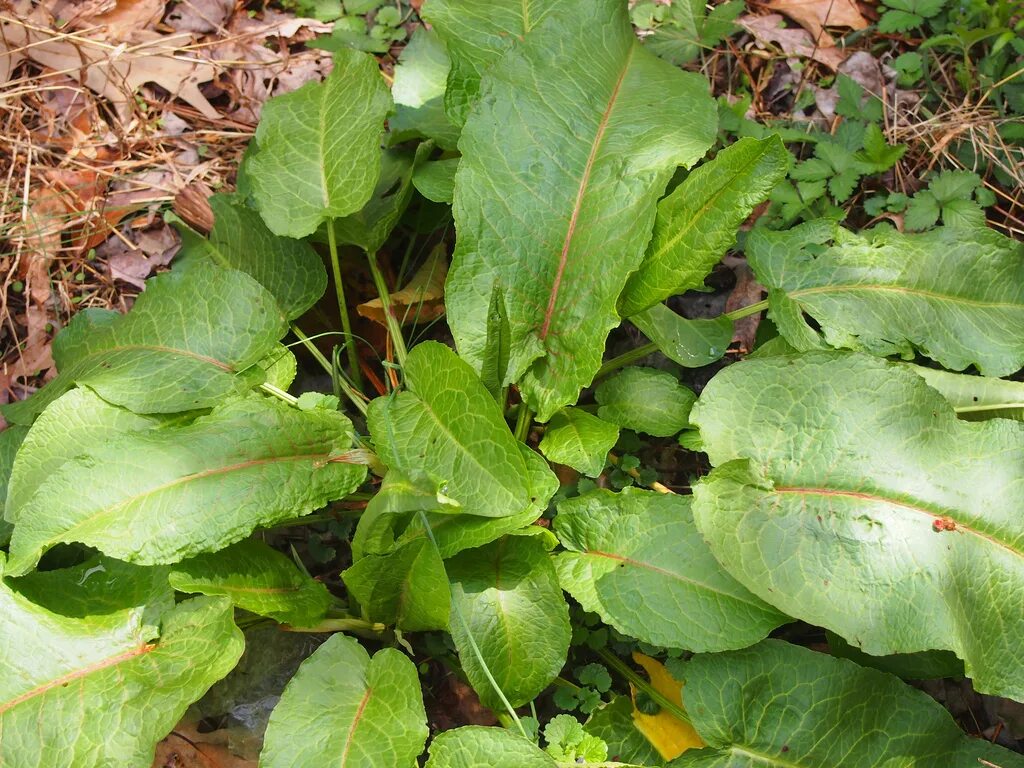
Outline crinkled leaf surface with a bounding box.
[1,263,285,425]
[368,342,552,518]
[0,557,242,768]
[620,136,788,316]
[173,193,326,320]
[169,539,331,626]
[691,352,1024,699]
[390,26,460,149]
[911,364,1024,421]
[425,726,557,768]
[259,634,428,768]
[668,640,1024,768]
[630,305,733,368]
[445,0,716,420]
[596,367,695,437]
[7,398,366,575]
[422,0,569,126]
[555,488,786,651]
[447,536,570,709]
[248,48,392,238]
[747,221,1024,376]
[539,407,619,476]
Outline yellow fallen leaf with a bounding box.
[630,652,704,761]
[357,245,448,326]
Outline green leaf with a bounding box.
[0,425,27,541]
[630,305,733,368]
[826,632,964,680]
[343,538,451,630]
[260,634,428,767]
[554,488,786,650]
[7,398,366,575]
[620,136,788,316]
[690,352,1024,699]
[247,48,392,238]
[747,220,1024,377]
[422,0,569,126]
[596,368,695,437]
[413,157,459,204]
[929,170,982,203]
[169,539,332,626]
[586,696,665,767]
[259,344,298,390]
[368,342,550,518]
[425,726,557,767]
[173,193,326,320]
[445,0,716,420]
[904,190,940,230]
[447,536,570,708]
[479,284,512,401]
[539,407,619,476]
[1,263,286,425]
[390,26,460,150]
[0,557,242,768]
[911,364,1024,420]
[668,640,1024,768]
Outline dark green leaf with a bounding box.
[596,368,695,437]
[630,305,733,368]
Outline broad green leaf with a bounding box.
[7,398,366,575]
[173,193,326,319]
[826,632,964,680]
[747,221,1024,376]
[479,285,511,402]
[422,0,569,126]
[0,557,242,768]
[554,488,786,651]
[447,536,570,709]
[343,538,450,631]
[258,343,299,390]
[169,539,332,626]
[368,342,550,518]
[1,263,286,426]
[259,634,428,768]
[691,352,1024,699]
[390,26,460,149]
[413,157,459,204]
[668,640,1024,768]
[630,305,733,368]
[586,697,665,767]
[248,48,392,238]
[425,726,557,768]
[620,136,788,316]
[911,364,1024,421]
[539,407,618,476]
[596,367,695,437]
[445,0,716,421]
[0,425,27,542]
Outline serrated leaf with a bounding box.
[447,536,570,709]
[630,305,733,368]
[690,352,1024,699]
[390,26,460,150]
[260,634,428,768]
[0,559,242,768]
[247,48,392,238]
[368,342,551,518]
[425,726,557,767]
[445,0,716,420]
[904,191,940,230]
[941,197,986,229]
[620,136,788,315]
[929,170,982,203]
[596,368,695,437]
[539,407,618,477]
[413,157,459,204]
[169,539,331,626]
[258,343,298,390]
[1,263,286,425]
[747,220,1024,376]
[554,488,786,650]
[911,364,1024,420]
[173,193,326,320]
[343,538,450,631]
[667,640,1024,767]
[7,398,366,575]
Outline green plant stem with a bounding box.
[366,250,408,368]
[327,223,364,391]
[725,298,769,321]
[595,647,692,726]
[259,382,299,406]
[514,403,534,442]
[284,617,386,634]
[290,323,368,416]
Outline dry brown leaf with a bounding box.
[61,0,166,40]
[739,13,848,70]
[357,246,447,326]
[101,222,180,289]
[152,720,257,768]
[166,0,235,34]
[724,261,764,354]
[767,0,867,47]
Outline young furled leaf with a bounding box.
[479,285,511,402]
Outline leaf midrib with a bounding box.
[789,284,1024,311]
[338,685,373,767]
[75,343,236,372]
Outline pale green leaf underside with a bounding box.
[169,539,332,627]
[248,48,392,239]
[7,398,366,576]
[669,640,1024,768]
[259,634,428,768]
[1,263,286,425]
[446,0,716,421]
[555,488,786,651]
[630,305,733,368]
[425,726,557,767]
[691,352,1024,699]
[596,367,695,437]
[447,536,570,709]
[539,407,619,476]
[747,221,1024,377]
[911,364,1024,421]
